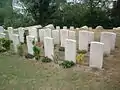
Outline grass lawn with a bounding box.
[0,29,120,90]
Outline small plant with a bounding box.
[77,50,87,54]
[59,47,65,51]
[41,56,52,63]
[0,38,12,52]
[76,54,85,64]
[52,54,59,64]
[59,60,75,68]
[33,45,41,60]
[17,43,24,56]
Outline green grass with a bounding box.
[0,55,120,90]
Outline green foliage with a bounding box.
[77,50,87,54]
[33,45,41,60]
[41,56,52,63]
[59,60,75,68]
[17,43,24,56]
[0,38,12,52]
[76,54,85,65]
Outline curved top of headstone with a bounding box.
[115,27,120,30]
[0,26,4,33]
[44,24,55,30]
[95,26,104,30]
[80,26,89,30]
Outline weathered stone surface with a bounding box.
[8,27,13,40]
[100,32,116,54]
[79,31,89,51]
[0,33,6,38]
[68,31,76,40]
[56,26,60,30]
[39,29,44,42]
[88,32,94,43]
[80,26,89,30]
[44,37,54,60]
[0,26,4,33]
[52,30,60,44]
[18,27,24,43]
[26,36,35,55]
[96,26,104,30]
[63,26,67,29]
[89,42,104,69]
[65,39,76,63]
[44,24,55,30]
[44,28,52,38]
[12,34,20,53]
[60,29,69,47]
[70,26,74,30]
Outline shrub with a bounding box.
[33,45,41,60]
[77,50,87,54]
[59,60,75,68]
[76,54,85,65]
[41,56,52,63]
[0,38,12,52]
[17,43,24,56]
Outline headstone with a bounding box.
[80,26,89,30]
[96,26,104,30]
[0,33,6,38]
[8,27,13,40]
[89,42,104,69]
[28,27,38,42]
[100,32,116,54]
[116,27,120,30]
[18,27,24,43]
[70,26,74,30]
[60,29,69,47]
[26,36,35,55]
[52,30,60,44]
[68,31,76,40]
[89,27,93,30]
[39,29,44,42]
[89,32,94,43]
[44,28,52,38]
[79,31,89,51]
[65,39,76,63]
[44,24,55,30]
[44,37,54,60]
[76,28,80,30]
[63,26,67,29]
[56,26,60,30]
[12,34,20,53]
[0,26,4,33]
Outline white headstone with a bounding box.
[60,29,69,47]
[70,26,74,30]
[96,26,104,30]
[89,32,94,43]
[44,24,54,30]
[68,31,76,40]
[0,33,6,38]
[79,31,89,51]
[26,36,35,55]
[100,32,116,54]
[65,39,76,63]
[80,26,89,30]
[8,27,13,40]
[56,26,60,30]
[44,28,52,38]
[76,28,80,30]
[52,30,60,44]
[39,29,44,42]
[89,42,104,69]
[18,27,24,43]
[12,34,20,53]
[28,27,38,42]
[63,26,67,29]
[0,26,4,33]
[44,37,54,60]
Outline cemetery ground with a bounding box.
[0,29,120,90]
